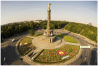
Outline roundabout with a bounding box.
[16,33,81,65]
[1,29,97,65]
[1,2,97,65]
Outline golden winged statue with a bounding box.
[48,3,51,9]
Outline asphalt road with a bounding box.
[67,34,97,65]
[1,29,97,65]
[1,31,30,65]
[60,29,97,65]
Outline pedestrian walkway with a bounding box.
[65,42,81,46]
[26,36,35,38]
[32,36,65,49]
[20,47,42,65]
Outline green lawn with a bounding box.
[33,33,43,37]
[20,37,33,44]
[18,37,35,56]
[34,44,80,64]
[57,34,78,43]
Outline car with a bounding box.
[3,57,6,61]
[19,58,23,61]
[80,55,82,59]
[12,39,15,42]
[85,56,87,60]
[93,48,97,50]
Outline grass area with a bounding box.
[33,33,43,37]
[18,37,35,56]
[33,44,80,64]
[57,34,78,43]
[20,37,32,44]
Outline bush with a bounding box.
[69,49,72,52]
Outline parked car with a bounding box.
[19,58,23,61]
[3,57,6,61]
[80,55,82,59]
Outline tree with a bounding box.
[64,22,97,42]
[30,29,35,36]
[30,21,34,29]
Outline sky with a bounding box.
[1,1,97,26]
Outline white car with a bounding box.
[85,56,87,60]
[4,57,6,61]
[12,39,15,42]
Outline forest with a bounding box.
[40,21,68,29]
[1,21,68,41]
[64,22,97,42]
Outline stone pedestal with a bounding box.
[40,36,56,43]
[44,29,53,37]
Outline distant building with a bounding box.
[34,20,42,23]
[87,23,92,26]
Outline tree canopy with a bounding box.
[64,22,97,42]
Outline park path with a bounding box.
[65,42,80,46]
[26,36,35,38]
[20,47,42,65]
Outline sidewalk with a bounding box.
[26,36,35,38]
[65,42,81,46]
[20,47,42,65]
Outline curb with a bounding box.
[64,48,82,65]
[15,37,26,57]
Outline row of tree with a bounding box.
[1,21,40,39]
[64,22,97,42]
[1,21,68,39]
[40,21,68,29]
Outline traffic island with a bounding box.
[33,44,80,64]
[17,37,36,56]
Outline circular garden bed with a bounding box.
[33,44,80,64]
[17,37,35,56]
